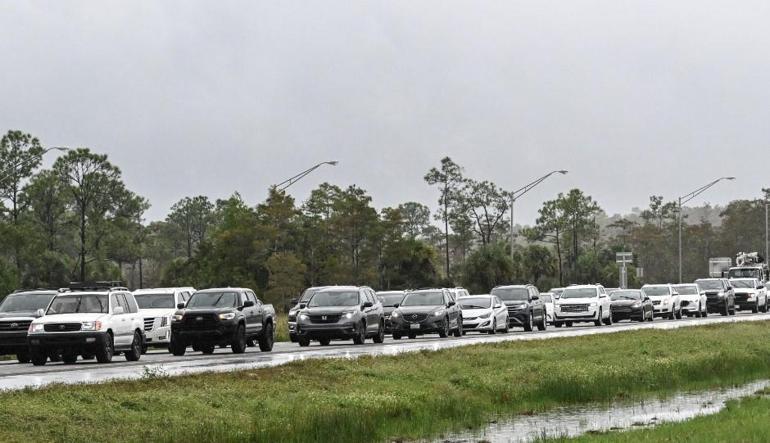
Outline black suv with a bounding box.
[490,284,547,331]
[0,290,57,363]
[695,278,736,316]
[170,288,276,355]
[389,288,463,339]
[295,286,384,346]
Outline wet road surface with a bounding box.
[1,311,767,390]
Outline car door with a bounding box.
[239,291,257,336]
[111,293,131,347]
[364,290,379,333]
[598,287,609,316]
[123,292,143,340]
[529,287,543,321]
[493,296,506,325]
[444,290,459,327]
[247,291,264,334]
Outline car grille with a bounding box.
[680,300,690,307]
[0,320,32,331]
[560,304,589,313]
[44,323,81,332]
[464,323,479,329]
[144,317,157,331]
[404,313,428,322]
[735,294,750,303]
[613,306,632,313]
[182,314,219,330]
[705,292,720,299]
[309,314,342,324]
[652,300,661,305]
[464,316,477,321]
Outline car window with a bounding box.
[180,291,190,302]
[124,293,139,313]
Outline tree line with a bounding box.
[0,131,766,308]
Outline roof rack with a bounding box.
[68,281,128,292]
[12,288,59,294]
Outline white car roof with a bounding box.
[133,287,184,295]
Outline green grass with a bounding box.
[4,322,770,443]
[275,312,289,342]
[557,388,770,442]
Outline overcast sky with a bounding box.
[1,1,767,224]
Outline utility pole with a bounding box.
[272,161,339,191]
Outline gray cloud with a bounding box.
[1,1,766,224]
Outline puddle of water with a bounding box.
[436,380,770,443]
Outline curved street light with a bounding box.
[509,170,568,262]
[0,146,69,184]
[273,161,339,191]
[677,176,735,283]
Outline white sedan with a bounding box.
[459,295,509,334]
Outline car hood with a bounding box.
[646,294,672,299]
[33,313,107,324]
[679,294,702,302]
[178,307,237,316]
[733,289,757,294]
[461,308,493,317]
[611,300,640,307]
[0,311,38,320]
[382,306,397,315]
[396,306,443,315]
[502,301,528,308]
[302,307,360,315]
[557,297,596,304]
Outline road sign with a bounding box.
[616,252,633,264]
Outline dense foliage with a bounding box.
[0,130,766,307]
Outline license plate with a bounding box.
[410,323,420,330]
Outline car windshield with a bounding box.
[376,293,404,307]
[308,291,360,307]
[491,287,529,301]
[134,293,175,309]
[550,288,564,296]
[187,292,238,308]
[611,291,641,301]
[696,280,723,291]
[642,286,670,296]
[728,268,763,279]
[459,297,491,309]
[731,279,757,289]
[541,295,553,303]
[401,291,445,306]
[560,288,597,299]
[0,292,55,313]
[47,294,109,314]
[673,285,699,295]
[300,287,324,303]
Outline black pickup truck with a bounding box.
[170,288,275,355]
[0,290,58,363]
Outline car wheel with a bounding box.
[538,314,547,331]
[438,318,449,338]
[752,302,759,314]
[489,319,497,335]
[594,309,603,327]
[16,352,30,364]
[170,337,186,356]
[566,321,573,327]
[373,321,385,343]
[124,331,143,361]
[695,303,702,318]
[353,322,366,344]
[453,319,463,337]
[62,353,78,365]
[408,333,417,339]
[524,313,534,332]
[31,350,47,366]
[675,307,683,320]
[603,311,613,326]
[392,333,401,340]
[318,338,331,346]
[721,301,729,316]
[231,324,247,354]
[554,322,562,328]
[259,322,275,352]
[503,318,510,333]
[298,338,310,347]
[200,344,215,354]
[96,333,114,363]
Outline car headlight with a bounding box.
[219,312,236,320]
[28,323,45,333]
[589,302,598,307]
[717,292,726,298]
[343,311,355,319]
[433,309,446,317]
[299,313,309,321]
[81,321,103,331]
[172,314,184,322]
[631,302,642,308]
[479,312,492,318]
[391,311,400,318]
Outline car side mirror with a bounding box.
[35,308,45,318]
[644,297,650,301]
[243,300,255,308]
[494,304,502,309]
[363,301,373,308]
[290,298,298,305]
[393,303,399,308]
[113,306,124,315]
[177,303,186,309]
[447,301,456,307]
[299,303,307,309]
[531,295,539,301]
[759,285,765,289]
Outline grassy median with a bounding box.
[3,322,770,443]
[559,388,770,442]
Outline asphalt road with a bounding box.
[1,311,767,391]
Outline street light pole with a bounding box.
[509,170,568,263]
[273,161,338,191]
[0,146,69,184]
[677,176,735,283]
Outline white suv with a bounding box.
[642,284,682,319]
[27,285,145,365]
[553,285,612,327]
[730,278,768,313]
[133,287,195,351]
[672,284,707,318]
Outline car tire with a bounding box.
[170,337,186,356]
[16,353,30,364]
[503,319,510,333]
[392,333,401,340]
[453,319,463,337]
[231,325,247,354]
[554,321,562,328]
[200,344,215,354]
[566,321,573,327]
[124,331,142,361]
[373,321,385,343]
[438,319,449,338]
[524,313,534,332]
[695,304,702,318]
[259,322,275,352]
[62,353,78,365]
[353,322,366,344]
[675,307,683,320]
[96,333,114,363]
[318,338,331,346]
[603,311,613,326]
[538,314,547,331]
[752,302,759,314]
[298,338,310,347]
[31,350,47,366]
[489,319,497,335]
[594,309,603,327]
[408,333,417,339]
